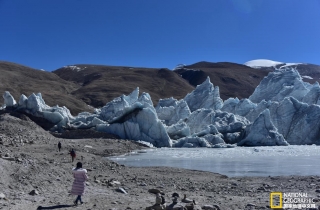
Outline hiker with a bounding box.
[58,142,62,152]
[71,162,88,205]
[69,149,76,162]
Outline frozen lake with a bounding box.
[108,145,320,177]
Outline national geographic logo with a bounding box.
[270,192,316,209]
[270,192,282,208]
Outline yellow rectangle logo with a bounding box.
[270,192,282,208]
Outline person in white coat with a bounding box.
[70,162,88,205]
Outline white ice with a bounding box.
[109,145,320,177]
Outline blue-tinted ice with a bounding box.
[108,145,320,177]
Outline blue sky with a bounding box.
[1,0,320,71]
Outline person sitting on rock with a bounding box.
[71,162,88,205]
[69,149,76,162]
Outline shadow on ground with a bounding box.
[37,204,74,209]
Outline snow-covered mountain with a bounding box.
[245,59,320,84]
[244,59,302,69]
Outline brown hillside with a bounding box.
[53,65,195,107]
[174,61,270,100]
[0,61,91,115]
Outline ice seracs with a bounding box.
[3,91,16,107]
[238,109,288,146]
[18,94,28,108]
[268,97,320,145]
[97,106,172,147]
[249,68,309,103]
[96,88,172,147]
[184,77,223,112]
[3,65,320,147]
[302,82,320,105]
[2,91,73,131]
[100,87,141,123]
[155,97,191,126]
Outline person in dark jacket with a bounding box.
[69,149,76,162]
[58,142,62,152]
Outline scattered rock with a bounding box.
[202,205,217,210]
[29,190,39,196]
[2,157,15,161]
[109,180,121,186]
[116,187,128,194]
[246,203,256,207]
[148,189,164,195]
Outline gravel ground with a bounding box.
[0,112,319,210]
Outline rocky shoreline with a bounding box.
[0,112,319,210]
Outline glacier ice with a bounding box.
[302,82,320,105]
[96,88,172,147]
[97,107,172,147]
[156,98,191,126]
[165,122,190,140]
[184,77,223,112]
[249,68,309,103]
[172,136,211,148]
[18,94,28,108]
[4,66,320,147]
[222,98,257,117]
[268,97,320,145]
[3,91,16,107]
[238,109,288,146]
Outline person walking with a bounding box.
[58,142,62,152]
[71,162,88,205]
[69,149,76,162]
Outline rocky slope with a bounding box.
[174,61,270,100]
[0,111,320,210]
[0,61,91,115]
[53,65,195,108]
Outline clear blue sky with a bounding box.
[1,0,320,71]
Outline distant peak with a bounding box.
[63,65,86,72]
[244,59,283,67]
[244,59,303,68]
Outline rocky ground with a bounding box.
[0,112,320,210]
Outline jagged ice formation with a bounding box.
[3,67,320,147]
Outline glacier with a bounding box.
[184,77,223,112]
[249,68,309,103]
[2,68,320,147]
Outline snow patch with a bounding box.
[63,65,83,72]
[244,59,283,68]
[302,75,313,79]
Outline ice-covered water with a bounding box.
[108,145,320,177]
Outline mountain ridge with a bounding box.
[2,59,320,115]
